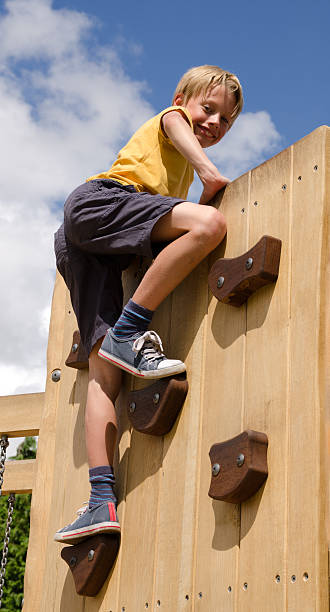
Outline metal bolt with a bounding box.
[297,176,302,181]
[236,453,245,467]
[245,258,253,271]
[88,549,95,561]
[217,276,225,289]
[243,583,248,591]
[282,184,287,191]
[153,393,160,404]
[227,586,232,593]
[69,556,77,567]
[51,369,61,382]
[198,592,203,599]
[72,343,78,353]
[313,165,318,171]
[291,575,296,583]
[275,575,281,583]
[129,402,136,414]
[241,208,245,213]
[253,201,258,206]
[212,463,221,476]
[303,572,309,581]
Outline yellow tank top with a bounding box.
[87,106,194,200]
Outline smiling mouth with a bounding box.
[197,125,216,139]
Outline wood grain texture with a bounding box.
[208,235,282,306]
[20,127,329,611]
[0,392,43,437]
[2,459,35,494]
[195,174,249,611]
[208,430,268,503]
[127,373,188,435]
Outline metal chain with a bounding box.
[0,436,15,608]
[0,494,16,608]
[0,437,9,496]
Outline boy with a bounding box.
[54,65,243,543]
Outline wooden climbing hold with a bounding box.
[65,330,89,369]
[127,374,188,436]
[208,430,268,503]
[208,235,282,306]
[61,533,120,596]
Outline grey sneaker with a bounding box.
[54,501,120,545]
[98,329,186,379]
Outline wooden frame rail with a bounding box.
[0,392,43,494]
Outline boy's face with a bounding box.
[174,85,236,148]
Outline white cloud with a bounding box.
[210,111,281,179]
[0,0,281,400]
[0,0,153,396]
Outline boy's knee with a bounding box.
[193,207,226,247]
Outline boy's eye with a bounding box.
[203,105,211,113]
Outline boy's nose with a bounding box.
[208,114,220,127]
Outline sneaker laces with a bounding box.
[76,502,88,516]
[132,331,165,362]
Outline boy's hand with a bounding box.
[162,110,230,205]
[198,169,230,205]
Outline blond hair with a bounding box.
[173,65,243,123]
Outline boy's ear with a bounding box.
[173,93,184,106]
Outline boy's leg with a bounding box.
[54,340,122,543]
[98,202,226,378]
[133,202,226,309]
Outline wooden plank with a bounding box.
[238,145,291,609]
[115,295,169,611]
[0,392,43,437]
[286,126,329,611]
[39,289,85,612]
[194,176,249,611]
[151,257,209,610]
[88,261,143,612]
[23,275,84,612]
[2,459,36,494]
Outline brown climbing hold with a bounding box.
[65,330,89,369]
[208,235,282,306]
[127,373,188,436]
[209,430,268,503]
[61,533,120,596]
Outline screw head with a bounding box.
[51,369,61,382]
[88,549,95,561]
[236,453,245,467]
[217,276,225,289]
[72,343,78,353]
[153,393,160,404]
[69,556,77,567]
[212,463,221,476]
[129,402,136,414]
[245,258,253,271]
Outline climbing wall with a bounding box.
[23,126,330,611]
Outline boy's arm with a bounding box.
[162,110,230,205]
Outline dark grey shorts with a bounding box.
[54,179,184,355]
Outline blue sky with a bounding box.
[0,0,328,421]
[53,0,330,148]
